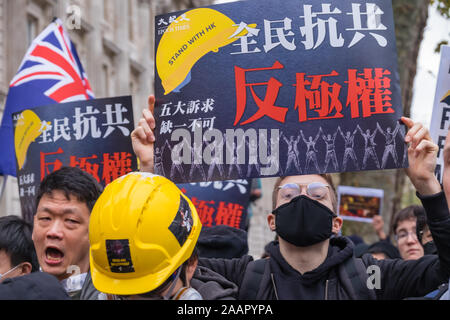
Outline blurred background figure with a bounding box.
[372,215,388,242]
[197,225,248,259]
[244,179,262,231]
[348,234,369,258]
[0,215,39,282]
[366,241,401,260]
[392,205,426,260]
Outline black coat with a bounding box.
[0,272,69,300]
[199,191,450,300]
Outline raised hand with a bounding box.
[372,215,387,241]
[131,95,156,173]
[402,116,441,196]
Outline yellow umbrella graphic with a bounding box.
[14,109,49,170]
[156,8,256,95]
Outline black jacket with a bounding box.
[190,266,239,300]
[0,272,70,300]
[199,191,450,300]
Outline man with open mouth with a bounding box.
[32,167,104,300]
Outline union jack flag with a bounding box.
[0,18,94,176]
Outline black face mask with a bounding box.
[273,195,336,247]
[423,241,438,255]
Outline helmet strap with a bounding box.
[163,267,182,300]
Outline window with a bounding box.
[27,15,38,46]
[102,64,109,96]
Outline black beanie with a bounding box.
[197,225,249,259]
[367,241,401,259]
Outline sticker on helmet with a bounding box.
[169,195,193,246]
[106,239,135,273]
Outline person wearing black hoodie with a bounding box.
[131,95,450,300]
[197,117,450,300]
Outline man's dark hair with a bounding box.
[0,215,39,271]
[36,167,103,213]
[391,205,425,235]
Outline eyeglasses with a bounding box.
[395,230,422,242]
[278,182,330,202]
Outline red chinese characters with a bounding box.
[293,70,343,122]
[191,197,215,228]
[233,63,394,125]
[70,154,100,182]
[40,148,64,180]
[215,202,244,229]
[190,198,244,229]
[39,148,133,185]
[346,68,393,118]
[102,152,133,185]
[234,61,288,125]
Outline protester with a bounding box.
[89,171,237,300]
[366,241,401,260]
[415,207,437,255]
[132,95,450,299]
[413,213,449,299]
[245,178,262,231]
[391,205,425,260]
[32,166,104,299]
[422,127,450,300]
[0,215,39,282]
[347,234,364,246]
[197,225,249,259]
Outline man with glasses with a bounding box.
[199,137,450,299]
[132,95,450,300]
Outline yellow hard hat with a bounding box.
[156,8,255,95]
[89,172,201,295]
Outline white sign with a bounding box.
[429,45,450,183]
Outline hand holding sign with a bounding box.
[372,215,387,241]
[131,95,156,173]
[402,116,441,196]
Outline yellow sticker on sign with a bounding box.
[156,8,255,95]
[14,110,49,170]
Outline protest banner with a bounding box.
[337,185,383,223]
[154,0,407,184]
[177,179,251,230]
[13,96,136,223]
[429,45,450,183]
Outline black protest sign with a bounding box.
[177,179,251,230]
[13,96,136,223]
[154,0,406,183]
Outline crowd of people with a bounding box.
[0,95,450,300]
